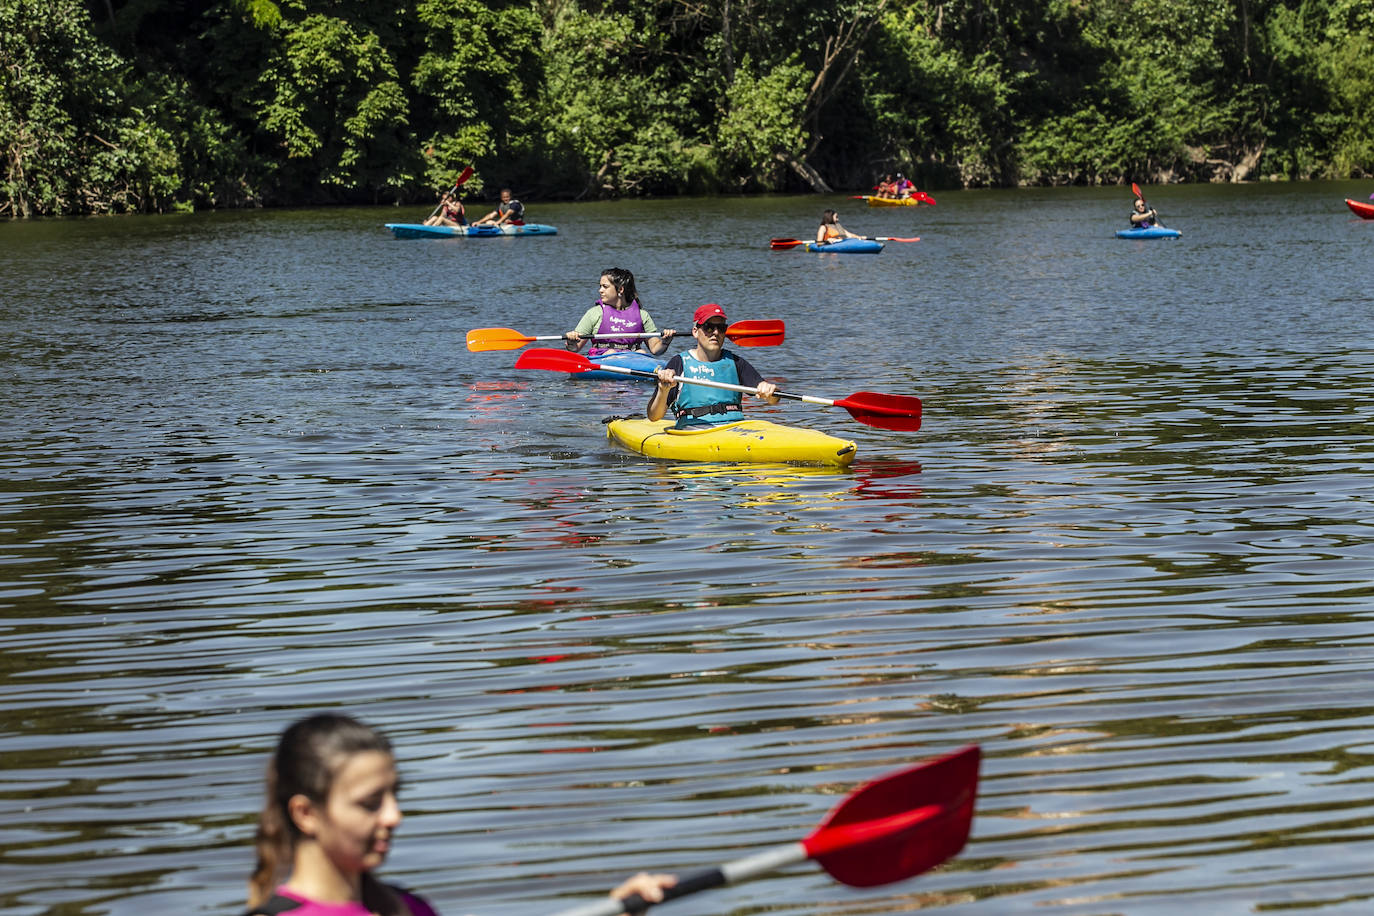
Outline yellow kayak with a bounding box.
[860,191,935,206]
[606,418,857,467]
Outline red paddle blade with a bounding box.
[454,165,475,188]
[915,191,937,205]
[727,319,785,347]
[514,348,594,373]
[770,238,805,250]
[834,391,922,431]
[1131,182,1143,200]
[804,746,979,888]
[467,327,535,351]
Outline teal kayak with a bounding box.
[385,223,557,239]
[805,238,884,253]
[1115,226,1180,240]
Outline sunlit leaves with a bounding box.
[256,14,410,188]
[717,59,810,189]
[412,0,543,173]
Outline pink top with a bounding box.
[271,886,439,916]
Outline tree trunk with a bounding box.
[776,150,832,193]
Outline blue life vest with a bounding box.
[673,351,744,427]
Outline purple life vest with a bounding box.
[589,300,647,356]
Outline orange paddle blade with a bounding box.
[770,237,805,250]
[466,327,535,351]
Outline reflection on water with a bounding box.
[3,184,1374,915]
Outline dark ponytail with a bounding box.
[247,714,396,911]
[601,267,641,309]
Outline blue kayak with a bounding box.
[804,238,883,253]
[385,222,557,239]
[572,350,668,381]
[1115,226,1180,240]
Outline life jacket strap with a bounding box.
[676,402,736,419]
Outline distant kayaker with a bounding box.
[422,192,465,227]
[473,188,525,226]
[1130,198,1159,227]
[648,303,779,427]
[875,174,898,198]
[565,268,678,356]
[893,173,917,198]
[816,209,861,245]
[243,712,676,916]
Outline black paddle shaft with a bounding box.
[619,867,726,913]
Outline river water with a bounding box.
[2,182,1373,915]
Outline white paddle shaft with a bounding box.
[592,362,837,408]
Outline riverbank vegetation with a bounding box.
[3,0,1373,216]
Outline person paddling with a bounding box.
[243,712,675,915]
[423,192,465,228]
[648,304,778,427]
[564,268,678,356]
[1130,197,1159,227]
[816,209,861,245]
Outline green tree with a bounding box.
[412,0,543,191]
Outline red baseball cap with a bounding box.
[693,303,727,326]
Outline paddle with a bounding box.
[514,348,923,431]
[549,745,979,916]
[770,236,919,249]
[1130,182,1167,229]
[467,320,785,352]
[426,166,475,219]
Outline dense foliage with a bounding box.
[3,0,1373,215]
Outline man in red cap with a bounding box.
[647,303,778,427]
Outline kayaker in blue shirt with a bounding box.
[648,303,778,427]
[1130,197,1159,227]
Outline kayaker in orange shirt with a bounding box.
[816,209,861,245]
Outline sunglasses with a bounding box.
[699,322,728,334]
